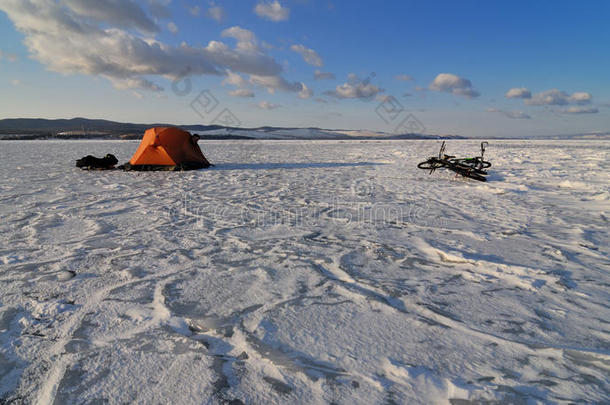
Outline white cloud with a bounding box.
[0,1,290,92]
[254,1,289,22]
[290,44,323,67]
[222,26,259,52]
[429,73,479,98]
[298,83,313,99]
[109,76,163,92]
[0,0,322,104]
[526,89,593,106]
[206,5,225,22]
[188,5,200,16]
[222,70,248,88]
[261,41,274,50]
[526,89,570,106]
[563,106,598,114]
[505,87,531,99]
[505,111,531,119]
[63,0,160,33]
[249,74,308,97]
[215,56,310,99]
[11,79,21,86]
[325,74,382,100]
[314,70,335,80]
[222,70,256,98]
[394,74,414,81]
[569,92,592,105]
[487,107,530,119]
[229,89,255,98]
[256,101,281,110]
[506,88,596,114]
[167,21,178,34]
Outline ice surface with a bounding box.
[0,139,609,404]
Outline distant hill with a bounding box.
[0,117,204,136]
[0,117,146,133]
[0,117,459,140]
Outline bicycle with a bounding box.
[417,141,491,181]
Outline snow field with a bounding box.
[0,139,608,404]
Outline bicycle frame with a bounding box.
[417,141,491,181]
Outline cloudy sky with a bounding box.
[0,0,608,137]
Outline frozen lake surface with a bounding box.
[0,140,609,404]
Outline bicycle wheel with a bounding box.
[445,161,487,181]
[418,159,444,170]
[449,158,490,174]
[450,166,487,181]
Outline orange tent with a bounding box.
[126,127,211,170]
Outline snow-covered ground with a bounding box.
[0,139,608,404]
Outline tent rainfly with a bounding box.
[123,127,211,171]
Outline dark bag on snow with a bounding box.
[75,154,119,170]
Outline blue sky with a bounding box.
[0,0,608,137]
